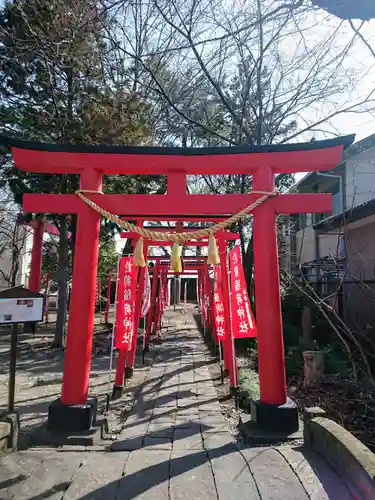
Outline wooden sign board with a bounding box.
[0,297,44,324]
[0,287,45,324]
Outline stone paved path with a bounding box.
[0,308,353,499]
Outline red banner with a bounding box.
[229,247,257,338]
[213,265,227,340]
[114,257,138,349]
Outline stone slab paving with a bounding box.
[0,307,354,499]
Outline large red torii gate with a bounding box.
[2,134,354,433]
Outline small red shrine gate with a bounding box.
[2,135,354,433]
[113,231,240,394]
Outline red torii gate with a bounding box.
[119,230,239,377]
[2,134,354,433]
[114,230,237,393]
[24,219,71,293]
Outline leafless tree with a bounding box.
[0,186,30,289]
[98,0,375,286]
[101,0,375,147]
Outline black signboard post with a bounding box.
[0,287,44,413]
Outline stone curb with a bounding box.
[304,407,375,499]
[0,411,19,452]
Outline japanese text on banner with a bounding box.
[114,257,138,349]
[213,265,227,340]
[229,247,257,339]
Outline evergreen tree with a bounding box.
[0,0,163,345]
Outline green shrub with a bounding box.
[238,368,260,401]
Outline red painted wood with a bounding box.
[144,262,160,350]
[9,138,348,408]
[128,242,150,369]
[120,232,240,241]
[115,350,126,387]
[26,220,71,238]
[22,192,331,216]
[28,220,43,293]
[61,169,102,406]
[219,241,238,387]
[12,143,345,175]
[253,167,287,405]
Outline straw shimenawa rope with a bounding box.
[75,189,278,242]
[76,189,278,268]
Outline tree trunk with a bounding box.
[244,234,254,295]
[300,305,313,349]
[53,215,69,348]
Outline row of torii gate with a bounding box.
[112,228,241,396]
[2,134,354,435]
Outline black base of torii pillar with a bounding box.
[48,397,98,433]
[250,398,299,434]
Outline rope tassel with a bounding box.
[134,237,146,267]
[207,233,220,265]
[171,243,182,273]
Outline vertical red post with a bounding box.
[153,271,164,337]
[114,349,127,387]
[208,280,217,344]
[203,267,212,333]
[219,240,238,387]
[252,167,287,405]
[201,266,207,330]
[127,241,150,370]
[28,220,43,293]
[104,273,112,324]
[160,270,168,327]
[155,270,167,333]
[114,259,127,390]
[61,168,102,406]
[144,262,160,350]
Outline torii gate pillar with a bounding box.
[50,169,102,431]
[28,220,44,293]
[251,167,298,432]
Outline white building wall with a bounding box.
[344,145,375,209]
[289,142,375,269]
[295,226,341,265]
